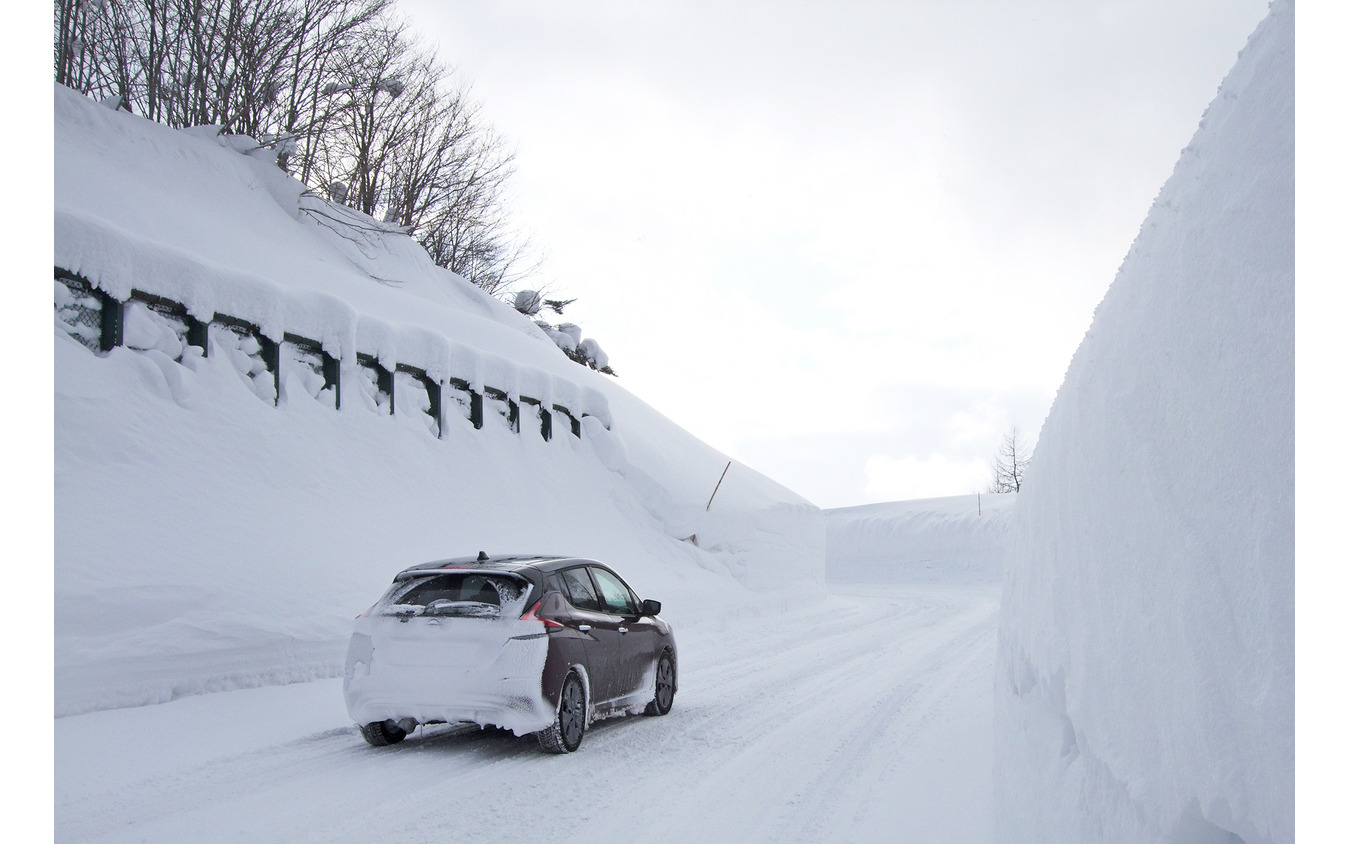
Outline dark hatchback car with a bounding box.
[343,554,676,753]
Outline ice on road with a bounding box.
[56,584,997,843]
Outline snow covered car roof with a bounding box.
[392,554,595,581]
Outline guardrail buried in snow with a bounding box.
[54,268,599,443]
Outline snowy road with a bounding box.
[56,584,998,844]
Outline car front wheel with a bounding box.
[645,651,675,716]
[538,671,587,753]
[359,720,407,746]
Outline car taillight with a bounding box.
[521,600,563,628]
[356,602,377,619]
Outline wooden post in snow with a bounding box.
[706,461,732,511]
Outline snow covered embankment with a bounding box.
[826,494,1015,583]
[54,83,823,718]
[995,3,1293,843]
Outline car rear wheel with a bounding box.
[538,671,586,753]
[359,720,407,746]
[645,651,675,716]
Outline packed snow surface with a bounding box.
[53,81,822,717]
[826,494,1015,583]
[56,585,1000,844]
[995,3,1293,843]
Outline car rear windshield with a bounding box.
[382,572,527,619]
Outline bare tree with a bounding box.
[53,0,535,297]
[298,12,532,292]
[989,425,1032,494]
[54,1,390,135]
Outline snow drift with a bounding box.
[53,83,823,717]
[995,3,1293,843]
[825,494,1015,583]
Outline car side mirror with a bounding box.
[640,598,661,616]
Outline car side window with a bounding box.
[558,567,603,612]
[590,567,638,616]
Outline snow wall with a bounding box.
[995,3,1293,843]
[53,83,823,717]
[825,494,1015,583]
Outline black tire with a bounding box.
[644,651,676,716]
[537,671,587,753]
[359,720,407,746]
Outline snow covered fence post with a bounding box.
[187,318,208,357]
[483,387,519,433]
[357,354,394,416]
[519,395,551,440]
[258,335,280,406]
[580,412,609,437]
[121,290,210,359]
[127,291,206,360]
[98,290,123,352]
[208,315,277,404]
[323,352,341,409]
[553,405,581,438]
[394,364,442,438]
[216,315,279,407]
[430,378,445,439]
[281,333,339,409]
[448,378,483,429]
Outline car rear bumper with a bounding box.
[344,686,553,736]
[342,619,555,736]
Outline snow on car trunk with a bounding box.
[345,578,555,738]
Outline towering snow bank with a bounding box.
[825,494,1015,583]
[995,4,1293,843]
[54,84,822,716]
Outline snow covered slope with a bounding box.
[53,83,823,717]
[994,3,1293,843]
[825,494,1015,583]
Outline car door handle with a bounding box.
[618,627,628,634]
[577,624,592,632]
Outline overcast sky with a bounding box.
[401,0,1266,507]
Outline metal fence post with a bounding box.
[322,351,341,409]
[259,335,280,406]
[520,396,551,440]
[98,291,123,352]
[187,316,208,356]
[429,379,445,439]
[554,405,581,438]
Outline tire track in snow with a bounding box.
[642,588,997,842]
[55,585,999,844]
[768,619,997,842]
[669,589,971,739]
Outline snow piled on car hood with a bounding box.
[53,82,822,717]
[994,3,1293,843]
